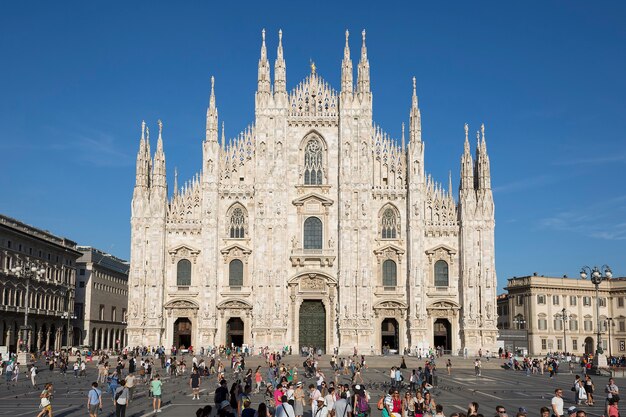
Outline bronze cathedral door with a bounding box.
[299,300,326,353]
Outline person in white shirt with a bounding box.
[30,365,38,388]
[315,398,329,417]
[276,395,296,417]
[310,384,322,416]
[325,387,335,411]
[552,388,564,417]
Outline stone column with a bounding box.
[329,289,336,349]
[56,329,62,350]
[290,294,297,348]
[5,329,12,349]
[37,330,43,352]
[45,331,50,351]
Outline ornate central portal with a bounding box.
[299,300,326,353]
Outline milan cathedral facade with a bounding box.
[127,30,498,355]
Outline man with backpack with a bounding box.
[87,382,102,417]
[333,392,352,417]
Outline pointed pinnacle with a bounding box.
[361,29,367,59]
[209,76,216,108]
[260,29,267,60]
[158,119,163,139]
[141,120,146,141]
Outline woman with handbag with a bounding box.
[402,392,415,417]
[413,392,424,417]
[584,375,595,405]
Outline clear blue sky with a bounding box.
[1,1,625,291]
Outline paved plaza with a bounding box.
[0,355,623,417]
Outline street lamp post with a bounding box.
[62,288,76,349]
[62,311,77,348]
[580,264,612,368]
[606,317,614,359]
[555,308,572,354]
[9,261,45,361]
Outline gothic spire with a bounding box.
[145,124,152,185]
[476,123,492,191]
[460,123,474,192]
[356,29,370,94]
[206,76,219,142]
[341,29,353,93]
[409,77,422,143]
[221,121,225,148]
[134,120,149,189]
[274,29,287,95]
[401,122,406,150]
[173,167,178,196]
[257,29,271,96]
[152,120,167,189]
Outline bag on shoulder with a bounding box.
[357,395,370,413]
[115,389,123,401]
[377,396,385,411]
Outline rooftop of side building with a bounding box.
[76,245,129,276]
[505,272,626,291]
[0,213,79,252]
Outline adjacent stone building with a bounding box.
[0,214,81,352]
[127,30,499,355]
[499,274,626,356]
[75,246,129,350]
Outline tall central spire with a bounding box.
[274,29,287,96]
[409,77,421,143]
[206,76,219,142]
[152,119,167,190]
[356,29,370,94]
[341,29,353,93]
[460,123,474,193]
[257,29,271,95]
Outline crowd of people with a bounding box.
[0,348,623,417]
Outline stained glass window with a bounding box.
[229,207,245,238]
[303,217,323,250]
[304,138,323,185]
[177,259,191,286]
[229,259,243,286]
[383,260,397,287]
[382,208,397,239]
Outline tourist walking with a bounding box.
[10,362,19,382]
[30,364,38,388]
[36,383,54,417]
[294,382,306,417]
[151,374,163,413]
[605,378,619,417]
[551,389,564,417]
[584,375,594,405]
[87,382,103,417]
[113,379,130,417]
[190,368,202,400]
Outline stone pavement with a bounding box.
[0,354,622,417]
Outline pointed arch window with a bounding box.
[229,207,246,239]
[303,217,323,250]
[382,260,397,287]
[434,260,449,287]
[304,138,323,185]
[381,208,398,239]
[176,259,192,286]
[229,259,243,287]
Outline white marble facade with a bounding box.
[126,30,498,355]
